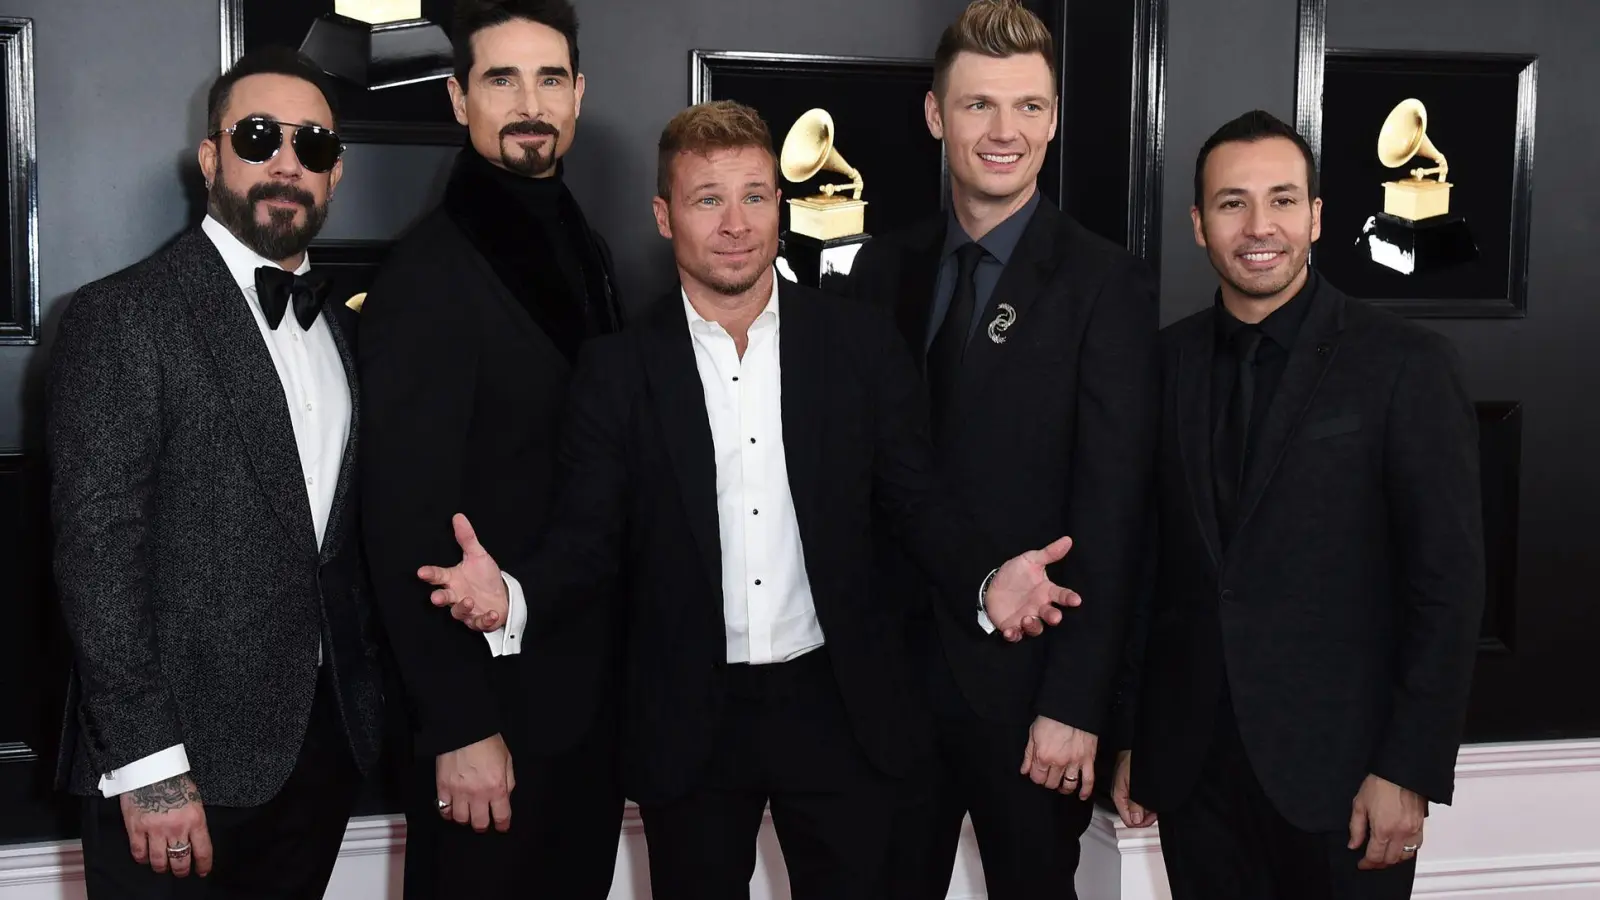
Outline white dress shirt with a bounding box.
[682,279,826,664]
[98,216,353,797]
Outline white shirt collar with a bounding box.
[681,270,780,333]
[200,214,311,294]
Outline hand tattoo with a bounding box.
[128,775,201,814]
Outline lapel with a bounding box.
[1231,277,1346,540]
[947,200,1066,427]
[775,280,826,549]
[319,304,359,564]
[889,223,944,375]
[176,231,318,561]
[1173,316,1223,570]
[638,292,723,596]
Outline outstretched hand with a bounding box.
[985,536,1082,641]
[419,514,509,631]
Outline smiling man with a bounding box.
[1109,110,1485,900]
[843,2,1159,897]
[356,1,625,898]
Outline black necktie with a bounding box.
[254,266,331,331]
[927,242,986,435]
[1214,326,1264,543]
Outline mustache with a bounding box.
[500,120,559,139]
[247,181,315,209]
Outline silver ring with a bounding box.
[1403,844,1420,853]
[437,799,451,811]
[166,842,191,857]
[1062,774,1079,782]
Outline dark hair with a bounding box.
[656,101,777,200]
[933,0,1057,100]
[207,46,340,136]
[453,0,580,88]
[1193,109,1319,209]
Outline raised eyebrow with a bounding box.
[535,66,571,78]
[481,66,519,80]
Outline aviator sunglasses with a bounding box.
[211,116,344,173]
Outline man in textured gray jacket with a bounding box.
[46,47,383,899]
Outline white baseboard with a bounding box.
[3,739,1596,900]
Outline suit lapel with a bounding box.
[948,201,1065,427]
[1174,319,1223,570]
[320,306,359,563]
[639,293,723,596]
[1232,279,1346,540]
[178,232,318,560]
[776,281,825,547]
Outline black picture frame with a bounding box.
[1475,401,1522,655]
[1038,0,1167,266]
[1294,3,1537,317]
[308,238,393,309]
[690,50,946,239]
[0,18,37,345]
[221,0,465,145]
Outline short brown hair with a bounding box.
[656,101,778,199]
[932,0,1057,100]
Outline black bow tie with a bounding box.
[254,266,332,330]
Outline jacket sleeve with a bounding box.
[1371,331,1485,805]
[46,285,187,774]
[358,262,503,759]
[1033,258,1161,737]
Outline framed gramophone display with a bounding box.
[691,50,945,289]
[1297,49,1536,317]
[221,0,464,144]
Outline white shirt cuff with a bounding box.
[977,568,997,634]
[482,571,528,657]
[98,744,190,797]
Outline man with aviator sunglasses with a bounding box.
[47,47,384,899]
[358,1,626,898]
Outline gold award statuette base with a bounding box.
[788,196,867,241]
[1383,178,1452,221]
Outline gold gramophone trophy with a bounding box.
[1356,98,1478,274]
[776,108,872,290]
[299,1,453,91]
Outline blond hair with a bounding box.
[933,0,1057,99]
[656,100,778,199]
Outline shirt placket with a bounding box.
[739,330,774,664]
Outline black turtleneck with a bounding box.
[461,149,595,318]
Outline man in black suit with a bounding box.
[357,1,625,897]
[419,100,1083,899]
[46,48,383,898]
[1109,110,1485,900]
[844,2,1159,896]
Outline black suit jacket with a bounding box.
[358,160,624,760]
[46,229,384,806]
[1123,278,1485,832]
[846,199,1159,734]
[507,281,1005,806]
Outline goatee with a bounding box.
[498,119,561,177]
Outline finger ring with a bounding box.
[1062,774,1079,782]
[437,799,451,811]
[166,842,191,857]
[1403,844,1420,853]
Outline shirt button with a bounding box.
[305,401,314,411]
[749,437,756,444]
[754,579,762,586]
[732,376,740,382]
[752,509,759,515]
[306,476,315,485]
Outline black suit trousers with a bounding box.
[638,648,896,900]
[889,624,1093,900]
[80,667,360,899]
[1159,686,1417,900]
[400,704,624,900]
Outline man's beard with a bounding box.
[498,120,561,177]
[208,169,327,261]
